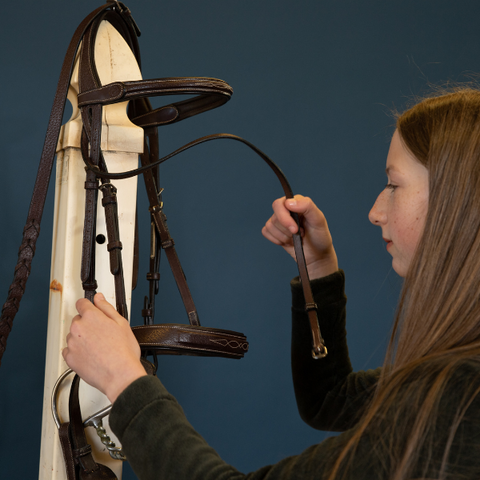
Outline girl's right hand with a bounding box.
[262,195,338,279]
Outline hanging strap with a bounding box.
[0,2,115,366]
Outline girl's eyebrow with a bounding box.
[385,166,400,175]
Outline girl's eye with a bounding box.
[385,183,397,191]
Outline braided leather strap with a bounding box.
[0,2,114,366]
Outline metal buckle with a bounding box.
[312,345,328,360]
[51,369,126,461]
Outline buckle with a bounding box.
[305,302,318,312]
[113,1,142,37]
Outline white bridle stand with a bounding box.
[39,20,143,480]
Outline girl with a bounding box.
[63,89,480,479]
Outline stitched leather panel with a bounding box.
[132,324,249,359]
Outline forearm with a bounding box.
[109,375,350,480]
[110,375,244,480]
[292,271,370,430]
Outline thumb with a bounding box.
[284,195,308,212]
[286,196,325,228]
[93,293,123,321]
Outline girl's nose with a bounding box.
[368,191,387,225]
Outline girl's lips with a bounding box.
[383,238,393,250]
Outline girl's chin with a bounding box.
[391,258,407,278]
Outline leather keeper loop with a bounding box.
[147,272,160,280]
[188,311,200,326]
[73,444,92,459]
[305,302,318,312]
[107,241,123,251]
[102,195,117,206]
[78,82,126,107]
[161,239,174,249]
[82,281,98,291]
[84,181,99,190]
[142,308,153,317]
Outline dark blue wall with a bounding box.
[1,1,480,478]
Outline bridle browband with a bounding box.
[0,2,327,478]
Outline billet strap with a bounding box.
[100,184,129,318]
[148,205,200,326]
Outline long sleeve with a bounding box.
[108,271,480,480]
[290,270,380,431]
[109,374,357,480]
[108,271,378,480]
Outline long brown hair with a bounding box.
[328,89,480,479]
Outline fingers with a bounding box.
[285,195,326,229]
[75,297,93,316]
[75,294,124,325]
[272,197,299,234]
[93,293,125,322]
[261,197,298,245]
[262,195,319,243]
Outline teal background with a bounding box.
[1,1,480,478]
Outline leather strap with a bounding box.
[100,184,128,318]
[132,324,248,359]
[89,132,328,358]
[75,5,252,360]
[0,2,115,365]
[138,132,200,327]
[68,375,117,479]
[0,0,327,366]
[58,422,77,480]
[78,78,232,126]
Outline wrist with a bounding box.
[307,249,338,280]
[105,363,148,404]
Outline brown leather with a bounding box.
[1,3,327,477]
[73,4,253,361]
[0,0,327,366]
[77,78,233,125]
[59,422,77,480]
[68,375,117,480]
[100,184,128,318]
[0,2,114,364]
[149,205,201,326]
[132,324,249,359]
[90,131,328,358]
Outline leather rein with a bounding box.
[0,2,327,478]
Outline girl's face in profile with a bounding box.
[368,131,429,277]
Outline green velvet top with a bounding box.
[110,271,480,479]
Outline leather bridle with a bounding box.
[0,2,327,478]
